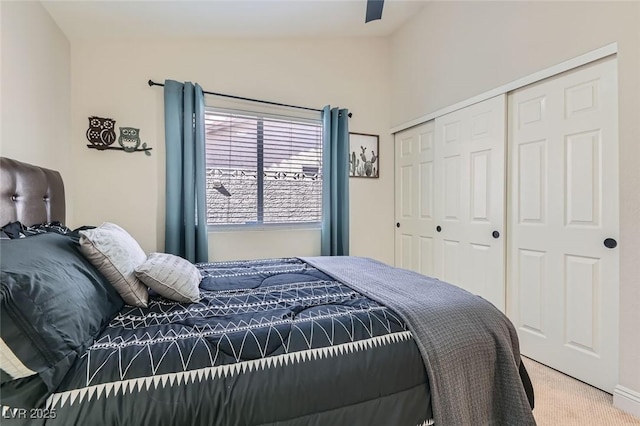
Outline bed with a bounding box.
[0,157,535,426]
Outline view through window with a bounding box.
[204,109,323,226]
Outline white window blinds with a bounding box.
[205,109,323,226]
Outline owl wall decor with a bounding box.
[85,116,152,156]
[86,116,116,149]
[118,127,141,152]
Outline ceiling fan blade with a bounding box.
[365,0,384,23]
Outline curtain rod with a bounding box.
[148,80,352,118]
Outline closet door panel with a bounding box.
[434,95,507,312]
[507,57,618,392]
[395,122,436,276]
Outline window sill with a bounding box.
[208,223,321,233]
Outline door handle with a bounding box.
[604,238,617,249]
[492,231,500,239]
[396,222,400,228]
[436,226,442,232]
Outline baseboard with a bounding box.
[613,385,640,418]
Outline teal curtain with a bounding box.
[321,106,350,256]
[163,80,208,263]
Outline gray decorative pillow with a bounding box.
[134,253,201,303]
[78,222,149,307]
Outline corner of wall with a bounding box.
[0,0,72,224]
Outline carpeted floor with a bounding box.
[522,357,640,425]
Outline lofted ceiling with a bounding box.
[42,0,428,42]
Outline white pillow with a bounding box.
[134,253,201,303]
[78,222,149,307]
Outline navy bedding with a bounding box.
[0,233,123,407]
[4,258,432,426]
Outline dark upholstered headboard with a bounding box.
[0,157,66,226]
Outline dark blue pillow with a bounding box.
[0,233,124,398]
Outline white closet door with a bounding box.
[507,58,619,392]
[432,95,507,312]
[394,121,436,276]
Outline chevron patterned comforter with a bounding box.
[28,258,432,425]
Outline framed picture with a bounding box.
[349,133,379,178]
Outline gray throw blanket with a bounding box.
[301,256,536,426]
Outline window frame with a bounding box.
[204,106,323,231]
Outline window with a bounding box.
[205,109,323,227]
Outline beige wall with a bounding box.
[0,0,72,221]
[70,38,394,263]
[390,0,640,405]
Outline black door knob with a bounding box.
[396,222,400,228]
[492,231,500,239]
[436,226,442,232]
[604,238,617,249]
